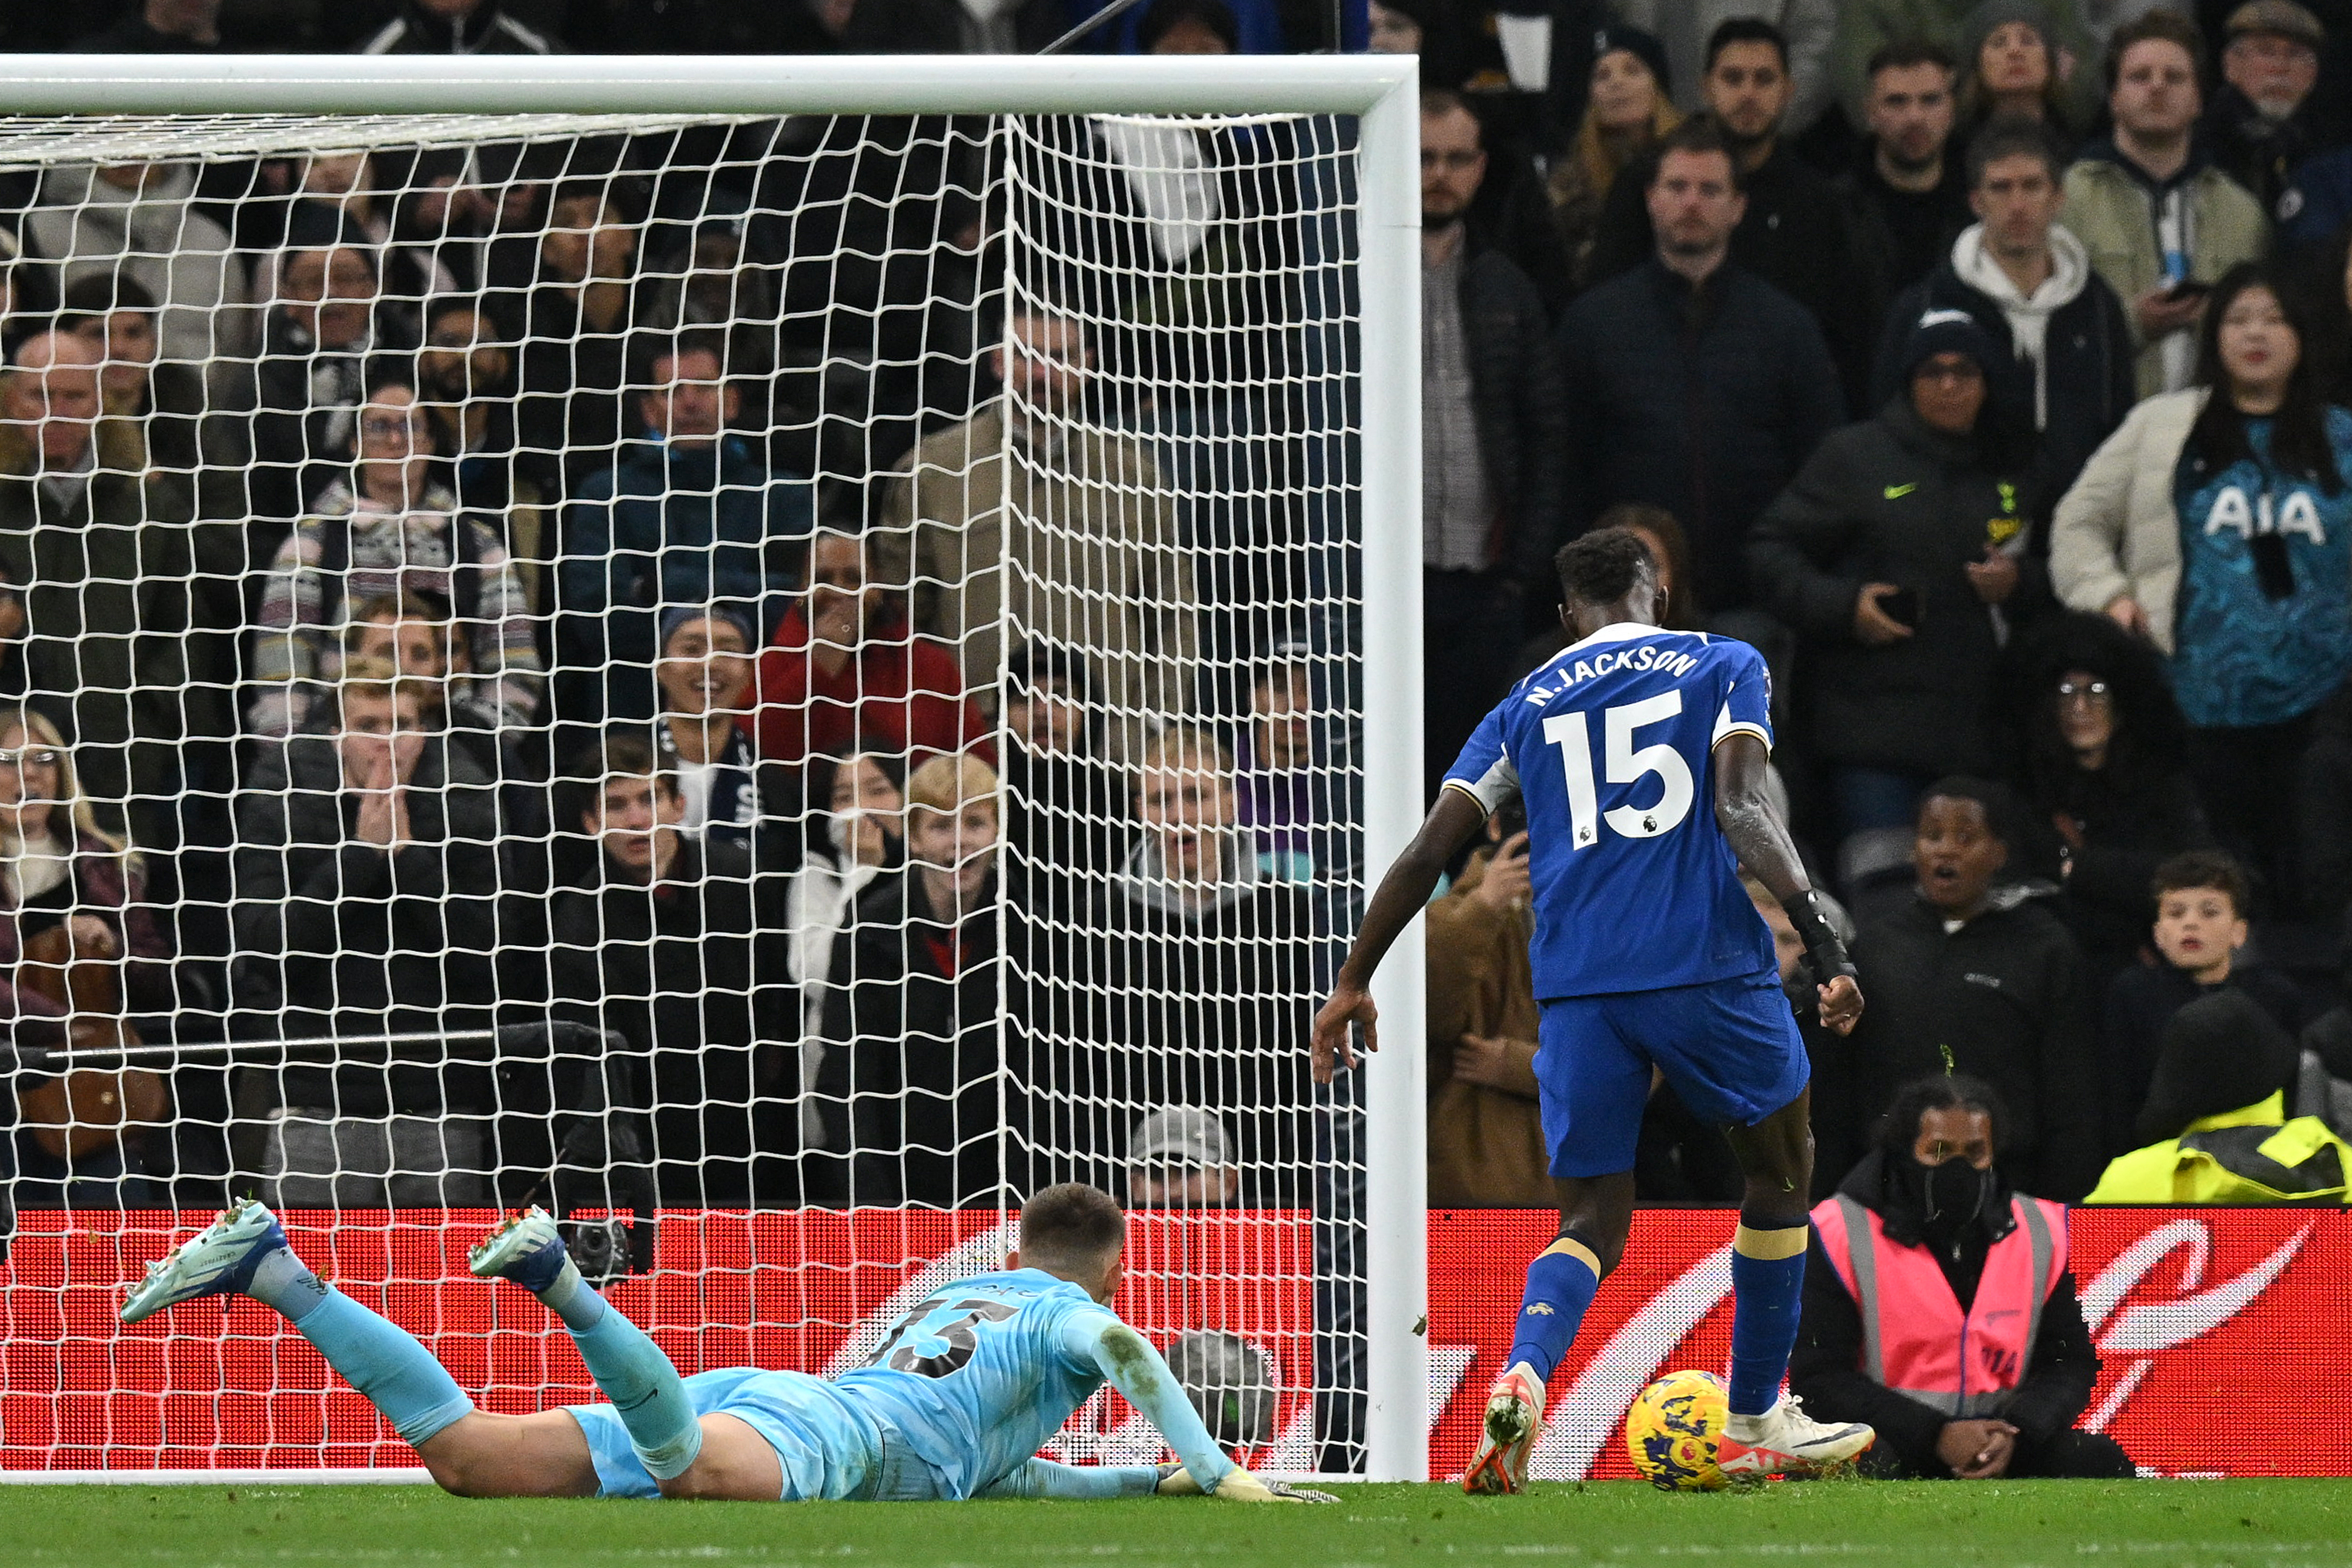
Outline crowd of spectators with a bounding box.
[2,0,2351,1241]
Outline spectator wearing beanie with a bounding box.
[1546,26,1682,289]
[1843,779,2102,1199]
[1952,0,2093,149]
[1874,115,2134,503]
[1750,307,2051,845]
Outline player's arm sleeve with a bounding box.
[1059,1311,1236,1495]
[1440,701,1519,816]
[1708,642,1775,754]
[974,1457,1161,1500]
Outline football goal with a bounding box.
[0,51,1426,1482]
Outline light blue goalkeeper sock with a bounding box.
[1505,1235,1602,1384]
[562,1293,703,1480]
[1727,1221,1809,1417]
[286,1288,475,1449]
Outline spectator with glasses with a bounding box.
[250,369,539,741]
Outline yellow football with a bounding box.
[1623,1369,1729,1491]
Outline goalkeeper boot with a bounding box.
[469,1206,570,1294]
[1716,1393,1874,1478]
[1461,1360,1545,1495]
[121,1198,286,1325]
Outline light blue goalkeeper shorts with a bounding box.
[564,1366,943,1502]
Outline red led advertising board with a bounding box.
[5,1208,2341,1476]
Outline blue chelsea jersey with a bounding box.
[831,1269,1120,1499]
[1443,623,1778,1000]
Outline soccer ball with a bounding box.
[1624,1370,1729,1491]
[1164,1329,1278,1446]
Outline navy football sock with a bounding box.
[1727,1221,1808,1417]
[1504,1235,1602,1384]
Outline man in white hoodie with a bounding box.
[1870,115,2136,503]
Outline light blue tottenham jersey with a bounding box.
[831,1268,1122,1499]
[1444,621,1778,999]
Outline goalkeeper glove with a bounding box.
[1155,1464,1337,1503]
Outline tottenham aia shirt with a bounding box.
[1444,622,1779,1000]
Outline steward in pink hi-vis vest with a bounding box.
[1810,1192,2068,1417]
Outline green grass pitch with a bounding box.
[5,1479,2351,1568]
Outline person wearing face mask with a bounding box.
[1791,1075,2136,1479]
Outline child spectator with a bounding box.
[2099,850,2305,1155]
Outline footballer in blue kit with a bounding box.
[118,1183,1331,1506]
[1314,527,1875,1492]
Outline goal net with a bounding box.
[0,57,1424,1480]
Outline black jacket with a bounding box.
[1790,1150,2102,1475]
[1850,893,2102,1199]
[1587,143,1879,413]
[1748,400,2050,775]
[1556,258,1842,613]
[544,837,798,1206]
[2203,85,2327,216]
[817,870,1018,1209]
[1873,250,2136,504]
[1457,242,1569,590]
[1841,154,1975,324]
[230,733,507,1116]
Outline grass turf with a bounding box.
[4,1480,2351,1568]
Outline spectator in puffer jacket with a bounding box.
[1750,308,2051,844]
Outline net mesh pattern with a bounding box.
[0,108,1370,1475]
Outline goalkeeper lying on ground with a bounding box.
[121,1181,1327,1504]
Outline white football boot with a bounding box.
[1716,1392,1874,1477]
[121,1198,288,1325]
[1461,1360,1546,1495]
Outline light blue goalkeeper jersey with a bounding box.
[831,1268,1152,1499]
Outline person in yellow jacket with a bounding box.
[2085,990,2351,1203]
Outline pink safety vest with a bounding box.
[1810,1191,2069,1418]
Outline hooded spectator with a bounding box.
[2064,9,2273,398]
[2085,989,2351,1201]
[1995,612,2212,983]
[1875,116,2137,504]
[1750,308,2050,842]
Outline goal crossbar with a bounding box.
[0,51,1431,1484]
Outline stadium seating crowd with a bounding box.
[0,0,2350,1243]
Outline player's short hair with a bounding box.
[1649,117,1745,192]
[1877,1073,2009,1159]
[1554,526,1657,609]
[1018,1183,1127,1275]
[2151,849,2250,916]
[1965,113,2065,189]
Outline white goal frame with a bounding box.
[0,51,1431,1485]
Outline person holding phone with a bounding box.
[1751,308,2052,849]
[2052,262,2352,911]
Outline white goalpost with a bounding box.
[0,52,1426,1483]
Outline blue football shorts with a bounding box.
[565,1366,940,1502]
[1534,968,1810,1179]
